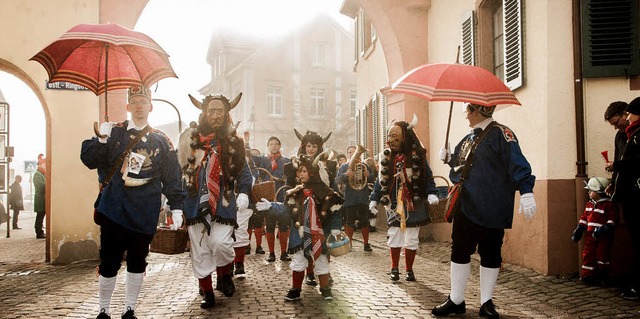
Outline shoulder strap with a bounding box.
[102,125,153,186]
[460,121,496,181]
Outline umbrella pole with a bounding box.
[443,46,461,161]
[104,44,109,122]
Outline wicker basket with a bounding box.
[150,227,189,254]
[326,232,351,257]
[251,167,277,202]
[429,175,451,223]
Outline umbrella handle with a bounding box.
[93,121,107,138]
[443,101,453,162]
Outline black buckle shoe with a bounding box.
[234,262,245,277]
[622,288,640,300]
[305,274,317,286]
[121,307,137,319]
[200,291,215,309]
[479,299,499,319]
[267,253,276,262]
[364,243,372,251]
[405,270,416,281]
[431,297,466,316]
[96,309,111,319]
[389,268,400,281]
[219,274,235,297]
[255,246,265,254]
[280,253,291,261]
[284,288,301,301]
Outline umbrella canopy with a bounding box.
[30,23,176,97]
[389,63,520,106]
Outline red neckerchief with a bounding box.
[392,154,414,211]
[625,120,640,139]
[269,152,282,171]
[200,133,221,217]
[302,188,323,261]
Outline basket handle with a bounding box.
[252,167,285,183]
[430,175,451,188]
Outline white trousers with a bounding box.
[289,250,330,275]
[387,226,420,250]
[233,208,252,248]
[188,216,235,278]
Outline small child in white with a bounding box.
[571,177,618,285]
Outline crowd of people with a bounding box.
[79,84,640,319]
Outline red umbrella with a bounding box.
[30,23,177,121]
[389,63,521,106]
[387,62,521,154]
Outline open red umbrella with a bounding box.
[387,62,521,152]
[389,63,521,106]
[30,23,177,121]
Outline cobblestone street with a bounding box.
[0,215,639,318]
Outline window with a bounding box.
[267,86,283,115]
[314,43,325,66]
[310,89,325,117]
[581,0,640,77]
[350,90,357,118]
[470,0,523,90]
[493,6,504,82]
[461,11,476,65]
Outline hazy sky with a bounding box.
[0,0,351,180]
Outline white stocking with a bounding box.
[124,272,144,313]
[98,275,117,315]
[450,262,470,305]
[480,266,500,305]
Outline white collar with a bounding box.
[472,117,494,132]
[127,121,148,131]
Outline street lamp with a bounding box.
[152,98,183,133]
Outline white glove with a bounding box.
[98,122,113,143]
[369,201,378,215]
[519,193,537,220]
[236,193,249,211]
[255,198,272,211]
[170,209,183,230]
[439,145,451,162]
[331,229,341,236]
[427,194,439,205]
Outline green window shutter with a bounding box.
[504,0,523,90]
[461,10,476,65]
[582,0,640,78]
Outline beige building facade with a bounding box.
[200,14,358,156]
[0,0,636,279]
[341,0,640,276]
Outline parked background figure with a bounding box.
[34,154,46,239]
[8,175,24,229]
[610,97,640,300]
[571,177,618,285]
[251,136,292,262]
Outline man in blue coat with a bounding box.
[81,85,186,319]
[432,103,537,319]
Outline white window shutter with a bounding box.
[372,93,379,157]
[381,94,388,152]
[461,11,476,65]
[504,0,523,90]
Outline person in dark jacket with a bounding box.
[81,85,186,319]
[433,103,536,319]
[33,155,46,238]
[8,175,24,229]
[611,97,640,300]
